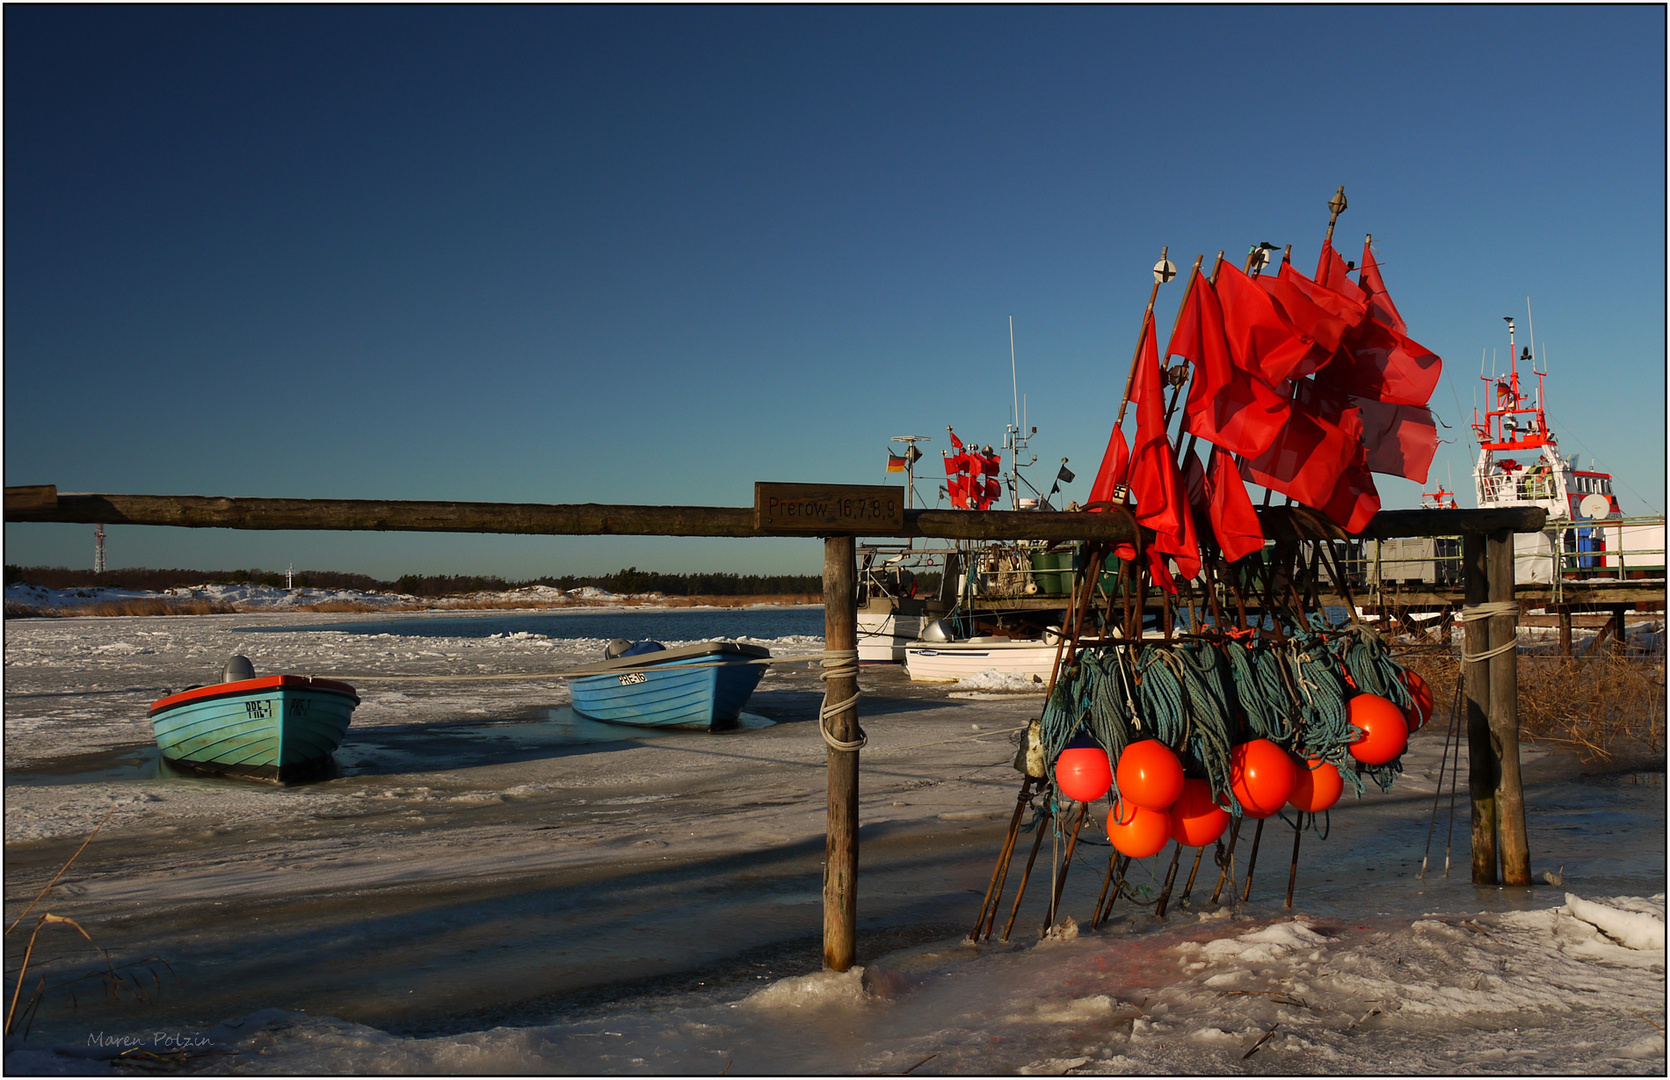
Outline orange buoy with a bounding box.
[1346,694,1410,765]
[1055,744,1112,803]
[1169,777,1230,846]
[1228,738,1295,818]
[1287,755,1344,813]
[1114,739,1185,810]
[1401,669,1434,733]
[1107,799,1171,858]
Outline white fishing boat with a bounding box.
[904,629,1063,683]
[1471,315,1663,582]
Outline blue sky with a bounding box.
[6,6,1664,579]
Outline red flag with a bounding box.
[948,429,965,451]
[1182,445,1208,520]
[1128,310,1200,581]
[1215,262,1314,386]
[1325,243,1442,406]
[1258,262,1368,377]
[982,451,1001,477]
[1172,269,1291,460]
[1295,380,1438,483]
[1315,240,1359,295]
[1238,399,1366,522]
[1206,445,1266,562]
[1318,460,1382,535]
[1087,425,1130,508]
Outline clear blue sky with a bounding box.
[6,6,1664,580]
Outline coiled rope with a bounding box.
[818,648,866,752]
[1456,601,1522,662]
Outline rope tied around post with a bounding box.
[818,648,866,752]
[1457,601,1521,662]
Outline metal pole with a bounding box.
[822,536,861,970]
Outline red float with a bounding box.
[1169,778,1230,846]
[1401,669,1434,733]
[1228,738,1295,818]
[1107,799,1171,858]
[1287,755,1345,813]
[1347,694,1410,765]
[1055,744,1112,803]
[1114,739,1185,810]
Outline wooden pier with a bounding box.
[6,484,1556,966]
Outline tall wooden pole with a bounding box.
[1463,532,1498,885]
[822,535,861,970]
[1488,530,1532,885]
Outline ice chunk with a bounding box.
[1565,893,1667,951]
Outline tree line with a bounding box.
[4,565,822,598]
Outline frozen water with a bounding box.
[2,610,1663,1074]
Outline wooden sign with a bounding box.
[754,483,905,533]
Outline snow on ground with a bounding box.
[3,611,1663,1075]
[4,581,663,613]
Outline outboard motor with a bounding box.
[604,638,633,660]
[920,619,953,643]
[222,655,256,683]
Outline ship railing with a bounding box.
[1548,515,1668,603]
[1478,470,1557,504]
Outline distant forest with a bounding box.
[4,565,823,598]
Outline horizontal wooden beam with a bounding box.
[4,487,1547,541]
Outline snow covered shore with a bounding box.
[4,581,666,615]
[3,612,1664,1074]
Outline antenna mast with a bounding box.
[93,524,106,576]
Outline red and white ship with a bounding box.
[1470,316,1659,581]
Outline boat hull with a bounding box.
[569,643,769,729]
[904,639,1060,683]
[148,676,359,781]
[856,607,924,663]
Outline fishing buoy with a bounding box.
[1346,694,1410,765]
[1169,778,1230,846]
[1287,755,1344,813]
[1401,669,1433,733]
[1228,738,1295,818]
[1107,799,1170,858]
[1114,739,1184,810]
[1055,744,1113,803]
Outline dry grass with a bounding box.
[3,810,175,1040]
[1400,648,1666,766]
[4,598,236,618]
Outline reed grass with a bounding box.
[1400,648,1666,766]
[3,810,175,1040]
[4,598,235,618]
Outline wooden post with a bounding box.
[822,535,861,970]
[1488,531,1531,886]
[1463,532,1497,885]
[1557,606,1573,659]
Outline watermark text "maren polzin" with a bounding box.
[88,1031,211,1050]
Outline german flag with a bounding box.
[886,452,907,473]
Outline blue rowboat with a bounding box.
[567,640,769,729]
[148,672,359,781]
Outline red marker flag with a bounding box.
[1215,262,1315,387]
[1086,425,1130,509]
[1257,261,1368,377]
[1172,269,1291,460]
[1206,444,1266,562]
[1128,309,1200,582]
[1238,399,1376,532]
[1295,380,1438,484]
[1325,242,1442,406]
